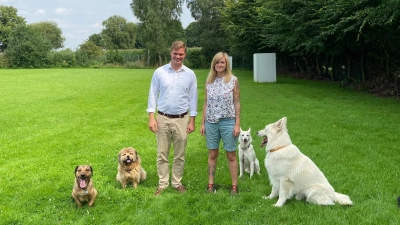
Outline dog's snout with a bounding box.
[80,174,86,178]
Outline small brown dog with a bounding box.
[72,165,98,207]
[116,147,147,188]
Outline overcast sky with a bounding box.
[0,0,195,49]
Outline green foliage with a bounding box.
[186,0,229,60]
[48,49,77,67]
[0,5,26,52]
[101,15,137,49]
[1,68,400,224]
[185,47,208,68]
[88,33,103,47]
[5,24,52,68]
[185,21,200,47]
[221,0,267,68]
[28,21,65,49]
[131,0,185,66]
[220,0,400,85]
[74,49,92,67]
[118,49,144,62]
[74,41,104,67]
[105,49,125,65]
[77,41,104,60]
[0,52,10,68]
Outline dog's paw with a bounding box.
[272,203,283,207]
[262,196,269,200]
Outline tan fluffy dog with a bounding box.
[72,165,98,207]
[116,147,147,189]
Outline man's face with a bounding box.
[170,47,186,67]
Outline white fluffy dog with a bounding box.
[257,117,352,207]
[238,128,260,179]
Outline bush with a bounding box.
[185,47,208,69]
[105,49,125,65]
[0,53,10,68]
[120,49,144,63]
[48,49,76,67]
[6,25,52,68]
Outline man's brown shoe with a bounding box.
[174,185,187,193]
[154,187,163,196]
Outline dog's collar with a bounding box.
[240,143,251,150]
[269,146,285,152]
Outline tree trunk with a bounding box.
[347,56,351,81]
[147,49,150,67]
[316,56,321,76]
[329,56,334,81]
[361,53,365,84]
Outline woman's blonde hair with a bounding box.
[206,52,232,84]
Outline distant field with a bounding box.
[1,68,399,224]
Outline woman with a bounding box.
[200,52,240,195]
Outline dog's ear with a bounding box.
[240,127,243,132]
[248,128,251,133]
[276,117,287,130]
[276,119,283,129]
[74,166,79,174]
[89,166,93,175]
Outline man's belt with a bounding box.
[158,111,188,118]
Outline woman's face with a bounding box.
[214,57,226,73]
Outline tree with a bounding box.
[131,0,185,66]
[5,24,52,68]
[88,33,103,47]
[221,0,267,66]
[77,40,103,60]
[101,15,137,49]
[186,0,229,60]
[29,21,65,49]
[0,6,26,52]
[185,21,200,47]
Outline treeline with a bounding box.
[0,5,207,69]
[1,1,399,96]
[220,0,400,95]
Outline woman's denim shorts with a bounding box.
[205,118,237,152]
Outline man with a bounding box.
[147,41,198,196]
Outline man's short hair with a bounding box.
[171,41,186,52]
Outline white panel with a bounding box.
[253,53,276,83]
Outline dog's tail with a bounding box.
[140,168,147,181]
[334,192,353,205]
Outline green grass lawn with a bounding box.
[1,68,399,224]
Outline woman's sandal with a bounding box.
[207,184,216,193]
[230,185,238,195]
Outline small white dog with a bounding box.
[238,128,260,179]
[257,117,353,207]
